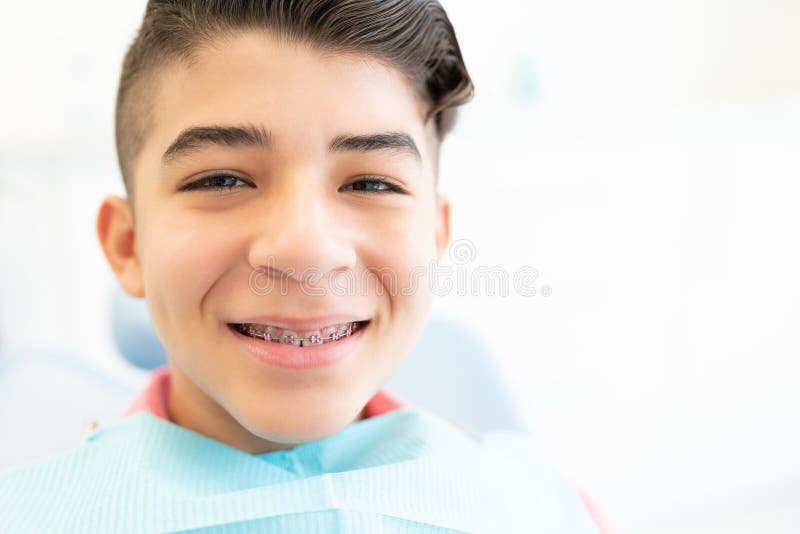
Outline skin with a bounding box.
[97,31,450,454]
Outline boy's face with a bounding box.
[98,31,449,453]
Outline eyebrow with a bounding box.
[328,132,421,162]
[161,125,421,164]
[162,125,271,163]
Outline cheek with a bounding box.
[358,204,438,309]
[139,207,245,327]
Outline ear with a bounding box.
[96,195,145,298]
[434,194,451,260]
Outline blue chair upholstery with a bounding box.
[111,289,168,370]
[0,349,137,469]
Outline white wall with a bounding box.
[1,1,799,532]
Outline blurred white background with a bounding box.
[1,1,799,532]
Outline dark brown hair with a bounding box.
[115,0,474,191]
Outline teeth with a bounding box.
[302,330,323,347]
[237,321,365,345]
[263,325,277,342]
[282,330,301,347]
[322,324,341,342]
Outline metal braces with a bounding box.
[243,321,360,346]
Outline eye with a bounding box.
[340,176,408,194]
[179,174,252,192]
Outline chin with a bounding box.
[238,396,363,446]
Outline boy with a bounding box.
[0,1,607,531]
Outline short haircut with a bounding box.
[115,0,475,192]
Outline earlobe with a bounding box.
[434,194,451,260]
[96,195,145,298]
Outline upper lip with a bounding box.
[228,315,371,331]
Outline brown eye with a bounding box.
[180,175,251,192]
[340,177,407,194]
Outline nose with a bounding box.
[247,177,357,285]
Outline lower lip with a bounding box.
[226,322,367,370]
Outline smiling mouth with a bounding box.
[228,320,369,347]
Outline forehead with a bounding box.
[142,31,433,165]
